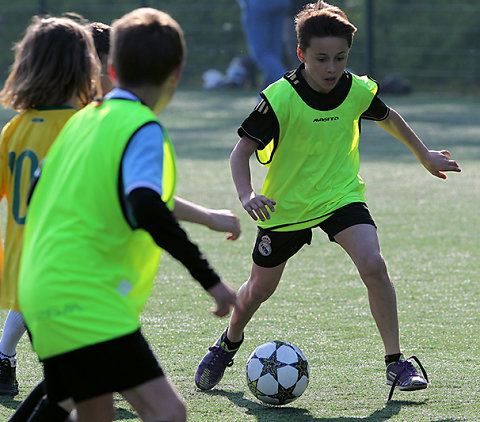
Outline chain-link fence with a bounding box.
[1,0,479,92]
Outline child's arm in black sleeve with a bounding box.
[128,187,220,290]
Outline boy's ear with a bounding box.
[297,46,305,63]
[108,64,117,82]
[171,62,184,85]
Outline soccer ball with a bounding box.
[246,340,309,405]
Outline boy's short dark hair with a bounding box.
[89,21,111,61]
[295,1,357,50]
[111,8,185,87]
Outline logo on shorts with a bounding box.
[258,235,272,256]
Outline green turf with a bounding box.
[0,89,478,421]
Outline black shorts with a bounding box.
[252,202,376,268]
[42,329,164,403]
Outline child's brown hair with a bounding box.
[111,8,185,87]
[295,1,357,51]
[0,16,100,111]
[89,21,111,63]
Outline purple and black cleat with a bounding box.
[386,355,428,400]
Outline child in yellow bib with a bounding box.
[0,15,100,397]
[196,0,460,401]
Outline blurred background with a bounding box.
[0,0,479,93]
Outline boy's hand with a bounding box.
[422,150,461,179]
[241,192,276,222]
[207,281,238,317]
[207,209,241,240]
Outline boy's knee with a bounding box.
[175,398,187,418]
[176,400,187,421]
[357,253,387,280]
[245,278,275,304]
[159,398,186,422]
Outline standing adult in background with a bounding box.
[236,0,290,90]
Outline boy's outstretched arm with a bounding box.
[174,197,241,240]
[376,108,461,179]
[230,136,276,221]
[207,282,239,317]
[128,187,238,317]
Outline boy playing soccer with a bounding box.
[195,1,460,401]
[18,8,240,421]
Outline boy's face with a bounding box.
[298,36,350,93]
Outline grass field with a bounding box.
[0,89,478,421]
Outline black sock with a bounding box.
[8,380,46,422]
[221,330,243,352]
[385,353,404,366]
[25,397,70,422]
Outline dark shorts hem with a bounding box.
[43,329,164,403]
[318,202,376,241]
[252,202,376,267]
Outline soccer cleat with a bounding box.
[0,356,19,396]
[386,355,428,401]
[195,333,241,391]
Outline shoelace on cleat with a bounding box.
[388,355,429,401]
[208,345,234,368]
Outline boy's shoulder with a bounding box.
[349,72,379,92]
[65,97,160,139]
[264,69,300,92]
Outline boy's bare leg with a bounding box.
[226,262,287,343]
[195,262,286,390]
[121,376,186,422]
[334,223,401,355]
[75,393,114,422]
[334,223,428,398]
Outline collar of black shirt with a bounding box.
[282,63,352,111]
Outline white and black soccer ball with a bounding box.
[246,340,309,405]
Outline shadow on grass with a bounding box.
[0,395,22,411]
[203,389,450,422]
[0,395,137,421]
[112,395,138,420]
[114,406,137,421]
